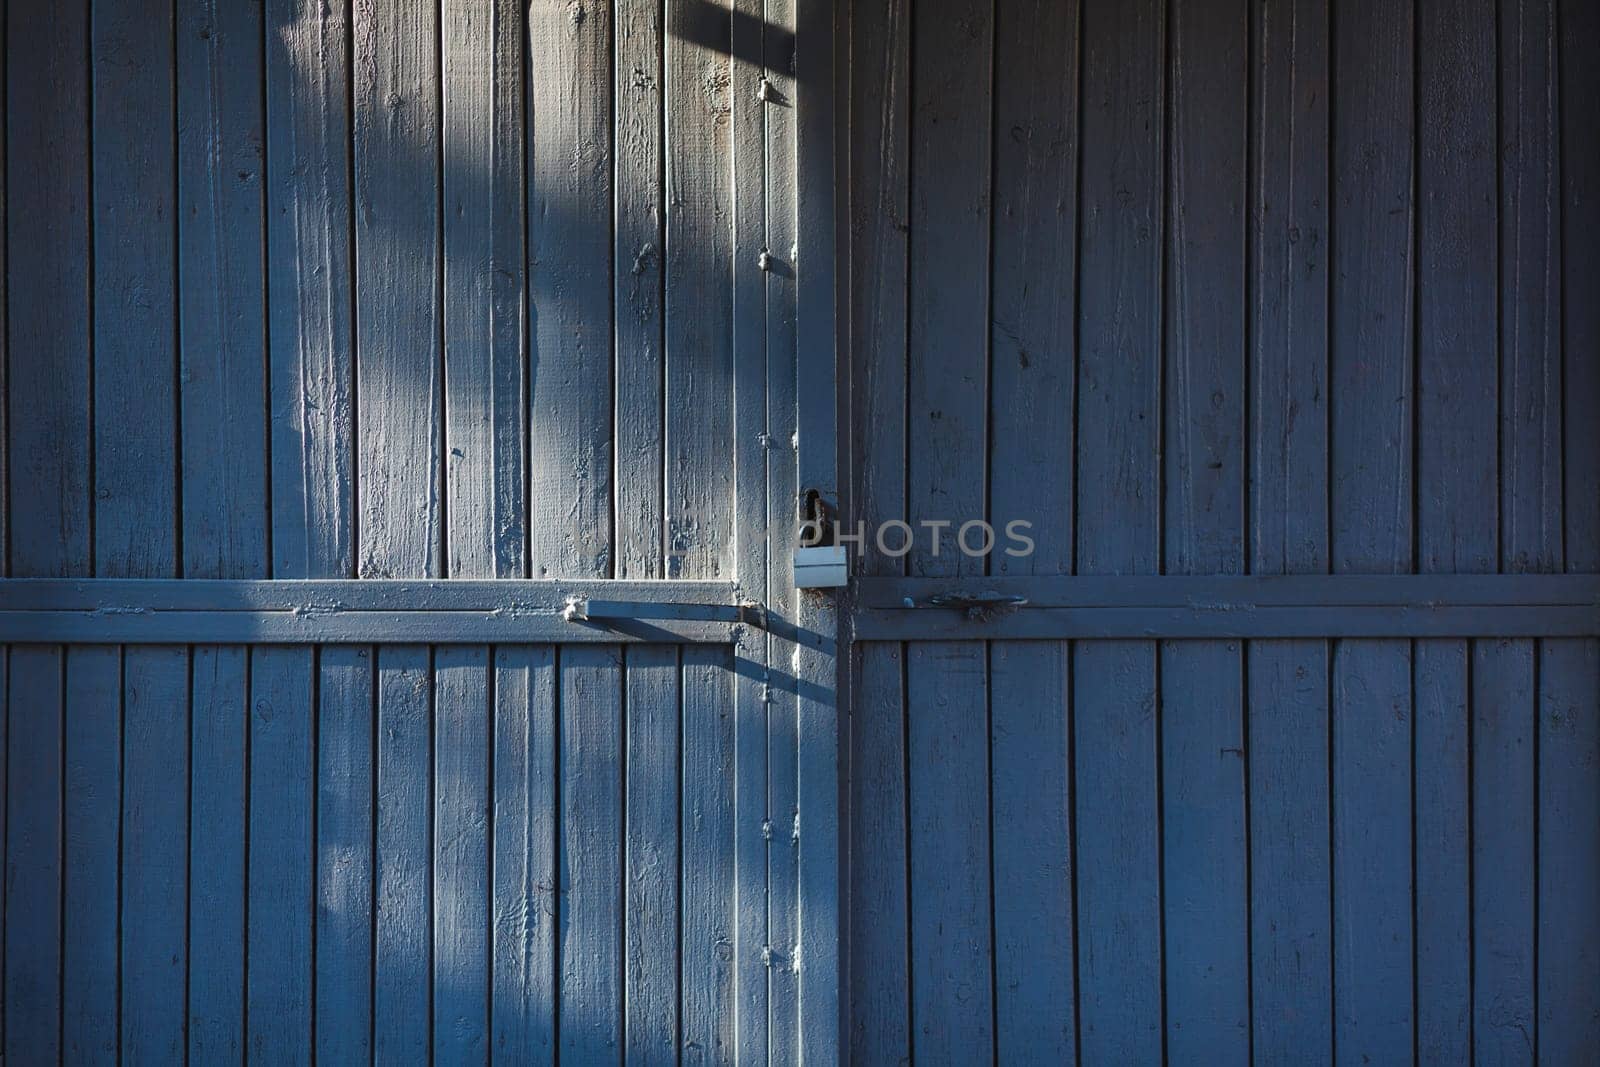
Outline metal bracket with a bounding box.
[921,590,1030,621]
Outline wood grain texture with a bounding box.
[443,0,527,580]
[374,646,432,1061]
[528,0,614,580]
[434,645,491,1061]
[623,645,680,1064]
[316,645,375,1065]
[94,0,178,577]
[179,0,268,579]
[614,0,668,579]
[681,645,736,1063]
[266,0,356,579]
[663,0,733,580]
[1541,4,1600,1057]
[63,646,119,1062]
[906,641,992,1061]
[558,645,624,1062]
[7,649,65,1061]
[246,646,315,1061]
[189,644,248,1063]
[121,646,190,1061]
[491,644,558,1062]
[354,0,443,579]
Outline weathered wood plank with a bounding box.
[188,644,248,1063]
[6,648,64,1061]
[681,644,737,1062]
[1472,639,1537,1062]
[1330,0,1415,1059]
[615,0,667,579]
[314,646,374,1065]
[528,0,614,580]
[1541,4,1600,1055]
[989,641,1073,1061]
[559,645,624,1062]
[491,644,558,1062]
[62,646,119,1062]
[847,643,909,1064]
[246,646,314,1061]
[434,645,491,1061]
[374,646,432,1061]
[121,646,190,1061]
[1413,0,1496,1054]
[1161,0,1249,1057]
[444,0,526,580]
[179,0,268,578]
[905,642,991,1059]
[1247,640,1332,1063]
[93,0,178,577]
[663,0,733,581]
[266,0,356,579]
[1247,0,1332,1055]
[7,1,91,578]
[623,645,680,1064]
[985,2,1079,1050]
[1074,0,1165,1056]
[354,0,442,578]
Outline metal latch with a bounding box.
[914,590,1029,620]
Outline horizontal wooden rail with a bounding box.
[852,574,1600,640]
[0,579,748,644]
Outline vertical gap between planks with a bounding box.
[1466,638,1476,1062]
[182,647,195,1067]
[982,0,999,1054]
[1531,639,1541,1064]
[171,0,184,579]
[1156,0,1173,1055]
[258,0,274,577]
[115,646,127,1061]
[345,0,361,579]
[615,647,628,1051]
[365,645,379,1058]
[520,6,533,581]
[1066,641,1082,1066]
[309,645,321,1058]
[673,645,685,1063]
[435,9,448,579]
[85,1,97,576]
[427,647,437,1054]
[899,639,914,1063]
[1408,5,1422,1056]
[484,647,496,1049]
[57,650,68,1055]
[241,650,253,1053]
[551,645,563,1055]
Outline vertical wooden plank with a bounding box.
[623,645,679,1063]
[1486,3,1560,1060]
[1330,0,1414,1060]
[847,644,909,1063]
[435,646,490,1061]
[1542,2,1600,1055]
[903,0,993,1056]
[760,0,802,1052]
[1413,0,1496,1057]
[1247,0,1332,1059]
[985,5,1080,1054]
[189,645,247,1062]
[178,0,268,577]
[1471,639,1536,1062]
[663,0,732,580]
[6,3,89,1058]
[375,646,432,1061]
[681,645,736,1062]
[63,647,120,1063]
[443,0,525,580]
[847,0,910,1054]
[989,643,1073,1061]
[5,649,64,1061]
[559,645,624,1063]
[121,646,190,1061]
[316,645,375,1064]
[354,0,442,578]
[1075,0,1164,1059]
[7,1,92,578]
[492,644,558,1062]
[266,0,356,579]
[247,646,314,1061]
[614,0,666,579]
[92,0,178,577]
[1246,640,1332,1061]
[727,0,770,1049]
[905,643,991,1061]
[1162,0,1248,1058]
[527,0,614,580]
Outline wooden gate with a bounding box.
[0,0,839,1062]
[842,0,1599,1062]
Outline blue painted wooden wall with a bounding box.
[845,0,1599,1062]
[1,0,816,1060]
